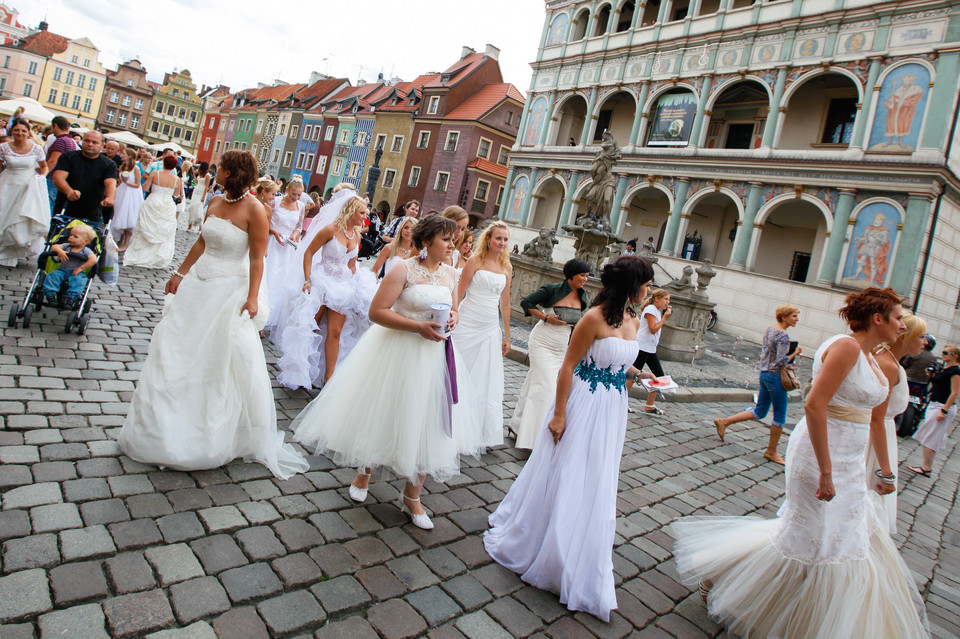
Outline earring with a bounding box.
[419,247,428,262]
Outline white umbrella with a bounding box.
[104,130,149,147]
[0,97,56,124]
[147,141,195,160]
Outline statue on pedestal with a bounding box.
[576,130,622,231]
[522,227,559,263]
[664,265,696,294]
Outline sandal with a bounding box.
[627,407,636,414]
[714,418,726,442]
[907,466,932,477]
[763,451,786,465]
[643,406,665,415]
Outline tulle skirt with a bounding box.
[111,182,142,235]
[263,236,301,341]
[292,325,484,483]
[186,192,205,226]
[118,271,308,480]
[671,516,929,638]
[123,195,177,268]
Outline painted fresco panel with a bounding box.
[507,175,528,223]
[867,63,931,153]
[840,201,901,289]
[522,96,548,146]
[547,13,569,46]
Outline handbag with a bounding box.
[780,364,801,391]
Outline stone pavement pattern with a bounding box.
[0,227,958,638]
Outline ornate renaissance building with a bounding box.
[504,0,960,346]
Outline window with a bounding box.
[434,171,450,191]
[477,137,492,159]
[2,55,8,68]
[427,96,440,114]
[283,152,293,167]
[163,124,170,135]
[260,148,268,161]
[151,121,159,133]
[167,105,175,116]
[109,91,119,103]
[279,124,287,136]
[53,68,62,81]
[338,129,350,144]
[88,78,96,91]
[251,144,258,156]
[173,127,182,138]
[71,55,78,63]
[135,98,143,110]
[506,110,514,125]
[290,125,299,139]
[214,140,221,153]
[224,141,230,151]
[183,92,190,100]
[390,135,404,153]
[355,132,368,146]
[208,119,215,130]
[23,82,33,97]
[496,185,504,206]
[0,77,5,92]
[497,145,509,164]
[219,120,226,131]
[408,166,421,187]
[27,61,37,75]
[325,125,334,140]
[305,153,315,170]
[172,89,179,97]
[304,125,312,140]
[203,138,210,151]
[417,131,430,148]
[118,112,127,126]
[475,179,490,201]
[331,158,343,175]
[105,109,115,123]
[155,101,164,113]
[256,120,263,133]
[444,131,459,152]
[65,71,74,85]
[271,149,280,163]
[77,74,86,89]
[382,169,396,189]
[83,98,91,112]
[268,123,275,135]
[375,134,386,150]
[130,115,139,129]
[312,126,321,140]
[228,120,235,131]
[316,156,327,174]
[121,95,131,107]
[296,152,305,169]
[127,79,133,87]
[178,108,186,119]
[60,93,69,106]
[821,98,857,145]
[48,89,57,103]
[349,161,360,177]
[71,95,80,109]
[83,59,90,68]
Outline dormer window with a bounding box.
[352,106,358,113]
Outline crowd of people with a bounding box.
[0,119,950,634]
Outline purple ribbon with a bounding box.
[443,337,459,438]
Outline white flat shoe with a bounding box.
[400,494,433,530]
[349,470,371,502]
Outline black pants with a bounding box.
[633,349,664,377]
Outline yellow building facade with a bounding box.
[37,36,106,126]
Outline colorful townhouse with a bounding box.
[286,76,351,185]
[143,69,202,153]
[195,84,230,164]
[98,59,154,138]
[303,87,370,194]
[0,5,43,102]
[319,84,385,195]
[28,25,107,127]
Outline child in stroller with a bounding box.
[43,224,97,308]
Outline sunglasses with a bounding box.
[943,351,957,357]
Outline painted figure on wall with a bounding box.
[547,13,569,46]
[508,176,528,223]
[868,63,931,153]
[523,97,547,146]
[840,202,901,288]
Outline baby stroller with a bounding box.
[7,215,104,335]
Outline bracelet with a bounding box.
[874,469,896,484]
[303,280,311,285]
[941,408,949,414]
[633,372,642,384]
[172,272,185,279]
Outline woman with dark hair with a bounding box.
[292,215,483,530]
[119,150,308,479]
[510,258,590,449]
[124,154,183,268]
[485,256,656,621]
[0,118,48,266]
[673,287,928,638]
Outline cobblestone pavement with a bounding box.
[1,227,958,638]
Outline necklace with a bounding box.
[343,228,356,240]
[224,192,247,204]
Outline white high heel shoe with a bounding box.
[348,470,371,503]
[399,493,433,530]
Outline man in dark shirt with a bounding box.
[902,335,938,384]
[52,130,118,226]
[104,140,122,167]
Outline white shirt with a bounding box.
[635,304,662,353]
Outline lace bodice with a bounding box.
[312,238,357,281]
[392,259,457,321]
[193,216,249,280]
[812,335,888,411]
[0,141,44,175]
[271,200,302,237]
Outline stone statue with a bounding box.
[693,259,718,299]
[664,265,696,293]
[638,237,659,266]
[604,241,627,267]
[522,227,559,263]
[577,130,622,230]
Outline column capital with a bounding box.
[907,191,934,201]
[677,176,692,183]
[837,187,858,195]
[748,181,764,187]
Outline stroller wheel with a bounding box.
[21,304,33,328]
[64,310,77,334]
[7,302,19,328]
[77,313,90,335]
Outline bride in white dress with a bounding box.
[119,150,308,480]
[485,256,656,622]
[110,148,142,250]
[0,119,48,266]
[185,162,210,232]
[673,287,929,638]
[263,178,305,341]
[453,221,513,447]
[371,216,417,280]
[124,155,182,268]
[292,215,483,530]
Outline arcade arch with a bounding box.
[529,176,566,230]
[619,187,671,249]
[571,8,590,40]
[778,72,861,150]
[594,4,612,36]
[750,198,830,283]
[703,80,770,149]
[680,190,741,265]
[594,91,636,144]
[551,94,589,146]
[615,1,635,32]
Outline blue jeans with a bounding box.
[44,268,88,301]
[47,177,59,215]
[753,370,787,427]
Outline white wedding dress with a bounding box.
[672,335,929,638]
[263,198,303,342]
[292,258,484,482]
[119,216,308,480]
[485,337,640,622]
[866,357,908,534]
[0,141,47,266]
[186,174,208,227]
[110,170,143,240]
[452,269,507,447]
[123,180,177,268]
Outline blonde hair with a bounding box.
[256,177,279,196]
[455,229,474,252]
[901,310,927,343]
[640,288,670,310]
[776,304,800,323]
[331,182,355,194]
[474,221,511,269]
[334,196,367,231]
[389,216,417,254]
[286,175,305,192]
[70,223,97,244]
[441,205,468,223]
[181,160,193,174]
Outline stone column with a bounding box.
[850,57,883,150]
[537,13,553,51]
[661,177,692,256]
[816,187,857,284]
[538,92,558,146]
[559,172,582,227]
[629,82,650,147]
[688,75,713,147]
[514,88,536,149]
[579,86,600,146]
[889,193,934,296]
[610,175,630,231]
[760,67,788,149]
[729,181,763,268]
[501,166,516,218]
[920,50,960,150]
[519,169,540,226]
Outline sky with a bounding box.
[18,0,546,95]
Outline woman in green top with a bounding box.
[510,259,590,449]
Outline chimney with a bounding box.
[38,21,48,31]
[485,44,500,61]
[461,46,476,59]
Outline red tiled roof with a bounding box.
[467,158,508,179]
[444,83,524,120]
[424,52,487,88]
[375,74,439,113]
[18,29,69,56]
[147,81,161,91]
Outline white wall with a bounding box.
[916,196,960,346]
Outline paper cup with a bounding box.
[431,303,452,334]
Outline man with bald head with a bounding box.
[52,130,118,225]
